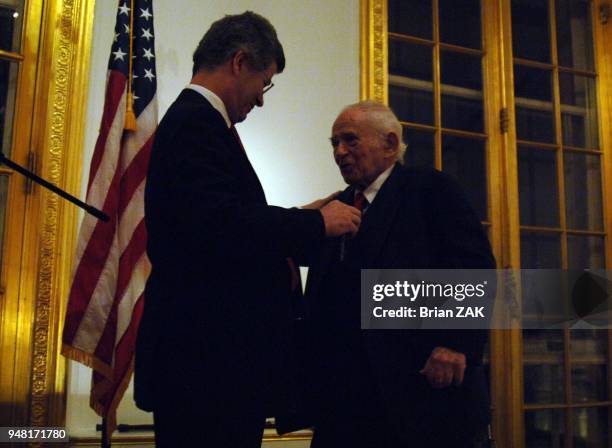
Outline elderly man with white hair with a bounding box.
[304,101,496,447]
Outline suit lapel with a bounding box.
[305,187,354,299]
[351,163,406,265]
[226,127,268,204]
[307,164,406,298]
[338,187,355,206]
[184,90,268,204]
[321,187,354,264]
[312,163,407,271]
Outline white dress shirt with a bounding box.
[356,163,395,211]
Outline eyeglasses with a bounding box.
[263,82,274,94]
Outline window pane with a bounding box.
[524,330,565,404]
[525,409,565,447]
[567,235,606,269]
[571,329,609,360]
[1,60,19,158]
[439,0,481,49]
[511,0,551,62]
[0,2,24,53]
[388,0,432,39]
[389,40,433,125]
[564,152,603,231]
[518,148,559,227]
[514,66,555,143]
[402,127,434,169]
[441,51,484,132]
[442,135,487,220]
[571,329,608,403]
[389,39,433,81]
[573,407,609,447]
[389,84,434,126]
[520,232,561,268]
[560,73,599,148]
[572,365,608,403]
[556,0,594,71]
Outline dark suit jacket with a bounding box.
[305,163,496,441]
[135,89,324,417]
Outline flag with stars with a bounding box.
[62,0,157,435]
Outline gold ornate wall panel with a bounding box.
[29,0,94,429]
[0,0,93,431]
[360,0,387,103]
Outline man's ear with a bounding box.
[385,132,400,158]
[230,50,248,75]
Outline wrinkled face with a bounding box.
[330,109,396,188]
[229,60,277,124]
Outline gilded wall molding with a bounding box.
[30,0,75,428]
[29,0,93,430]
[360,0,387,103]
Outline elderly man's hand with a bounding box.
[320,200,361,237]
[419,346,466,389]
[302,191,341,210]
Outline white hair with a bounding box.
[340,100,407,161]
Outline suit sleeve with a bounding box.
[425,171,497,364]
[146,113,324,265]
[427,171,496,270]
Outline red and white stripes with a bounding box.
[63,67,157,430]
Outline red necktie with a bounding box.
[354,191,367,211]
[286,257,300,292]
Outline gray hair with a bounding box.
[340,100,407,162]
[192,11,285,76]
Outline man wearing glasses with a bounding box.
[136,11,361,447]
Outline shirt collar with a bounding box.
[356,163,395,205]
[186,83,231,128]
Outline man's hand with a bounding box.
[419,347,466,389]
[302,191,341,210]
[320,200,361,237]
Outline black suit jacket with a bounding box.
[135,89,324,416]
[305,163,496,441]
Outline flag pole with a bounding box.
[101,418,111,448]
[124,0,137,130]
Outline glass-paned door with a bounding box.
[388,0,490,224]
[0,0,25,268]
[0,0,44,426]
[376,0,612,446]
[512,0,611,446]
[386,0,502,439]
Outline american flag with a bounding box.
[62,0,157,434]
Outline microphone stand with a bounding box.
[0,152,109,222]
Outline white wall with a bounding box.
[66,0,360,437]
